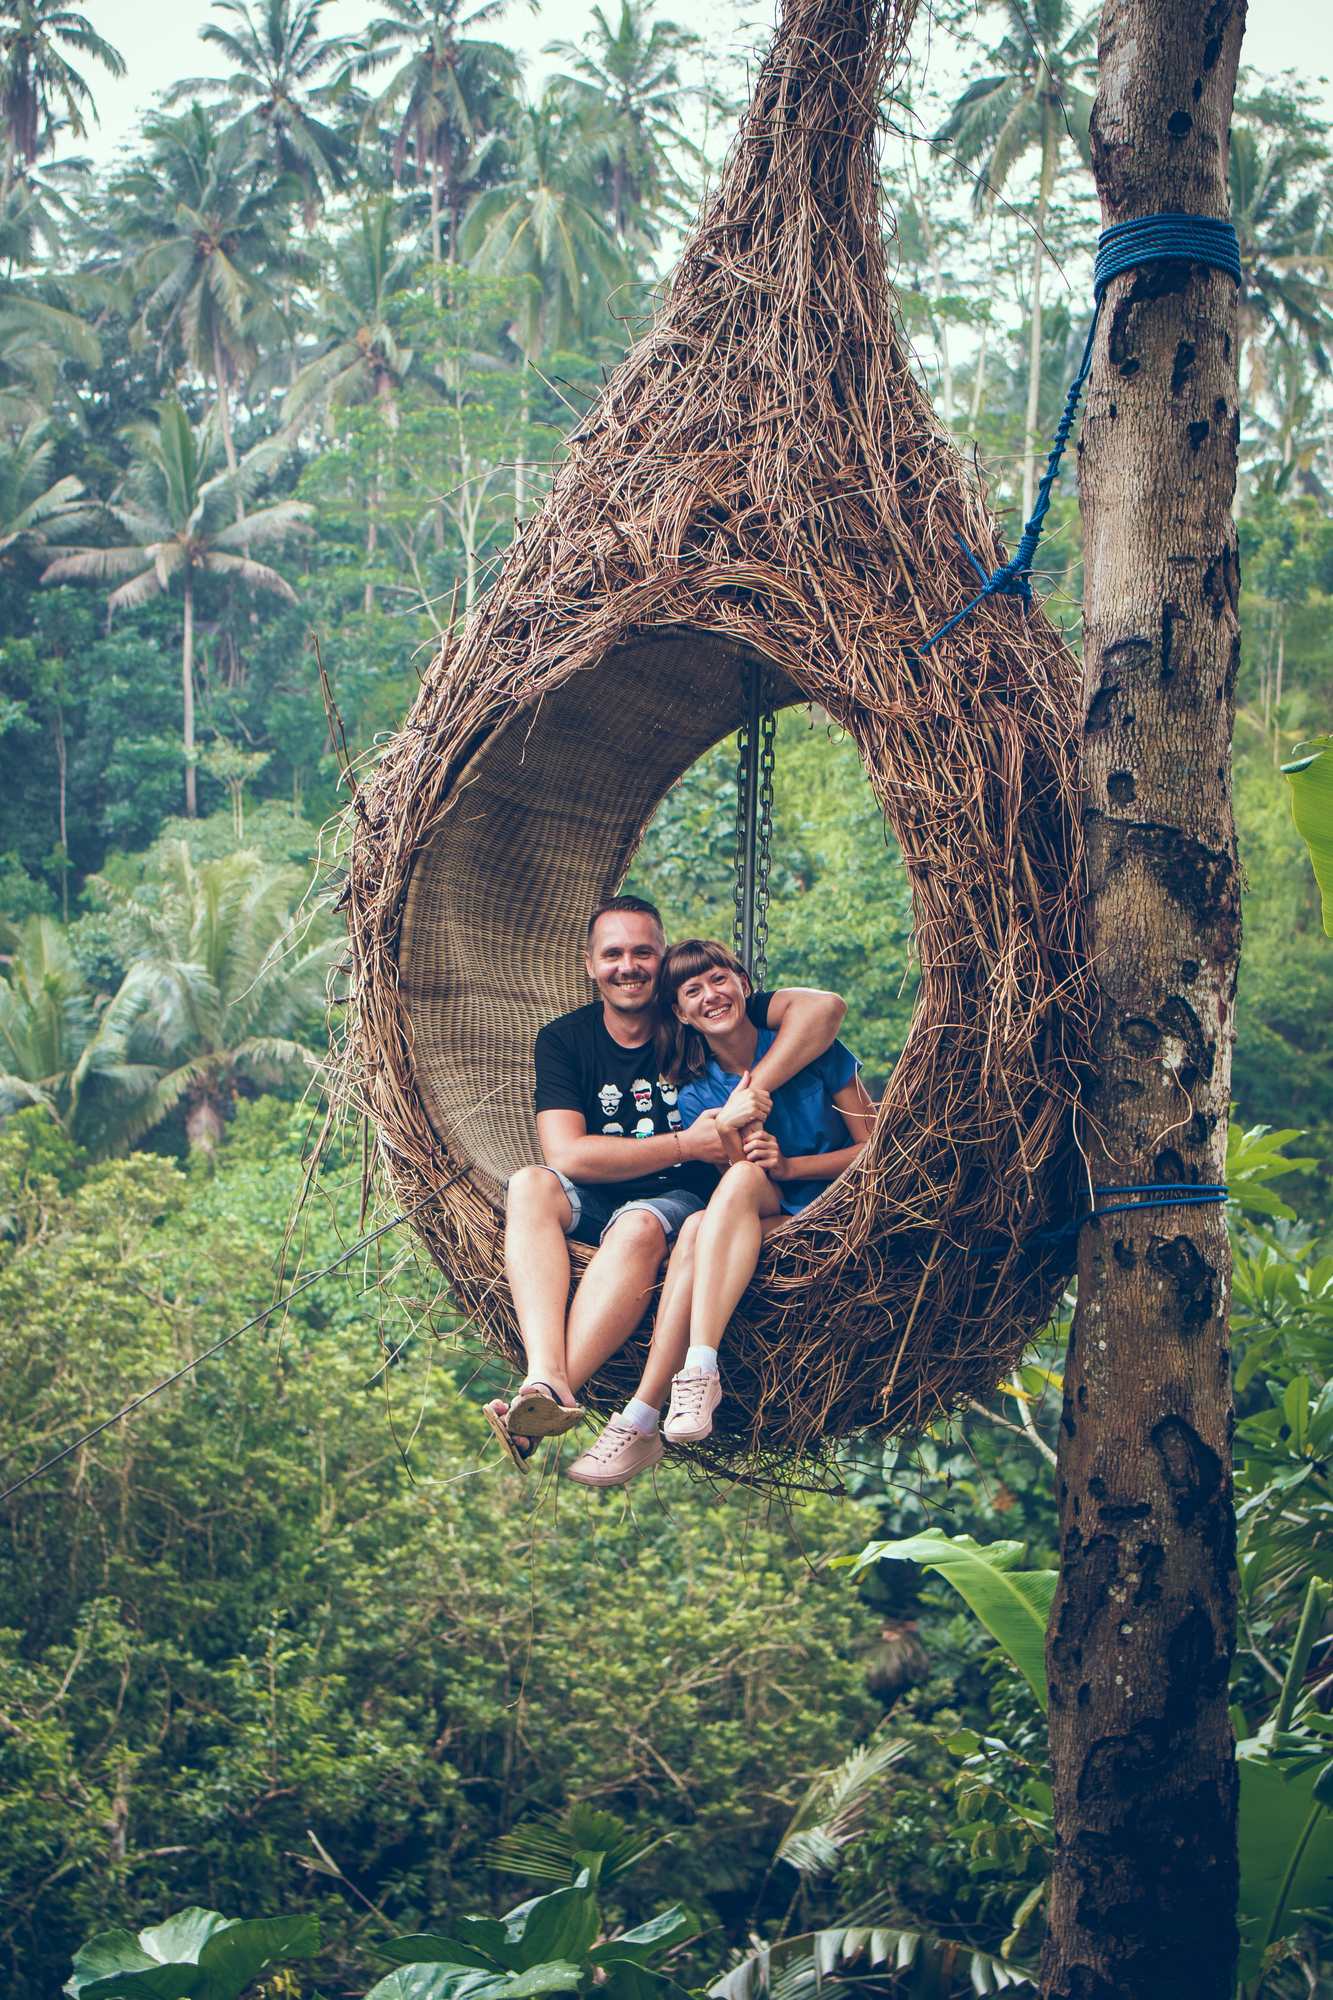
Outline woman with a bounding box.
[566,940,875,1485]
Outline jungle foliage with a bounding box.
[1,2,1333,1997]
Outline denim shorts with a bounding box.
[521,1166,704,1249]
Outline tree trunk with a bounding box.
[969,224,997,429]
[430,138,443,307]
[1041,4,1246,1997]
[213,326,246,537]
[213,327,238,476]
[1021,93,1058,521]
[1273,615,1284,766]
[365,441,382,614]
[515,368,529,523]
[182,569,197,819]
[53,694,68,921]
[185,1087,226,1156]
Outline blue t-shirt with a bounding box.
[677,1029,861,1215]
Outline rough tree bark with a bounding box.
[1041,3,1247,1996]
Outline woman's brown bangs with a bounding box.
[661,938,742,1001]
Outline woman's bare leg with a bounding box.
[689,1164,784,1351]
[632,1211,702,1409]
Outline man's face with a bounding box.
[586,912,664,1025]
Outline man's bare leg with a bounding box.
[565,1209,670,1395]
[503,1166,578,1405]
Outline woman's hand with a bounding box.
[716,1071,773,1136]
[742,1127,789,1181]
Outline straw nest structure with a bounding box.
[336,0,1093,1482]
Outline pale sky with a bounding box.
[77,0,1333,173]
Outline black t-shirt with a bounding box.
[533,992,774,1204]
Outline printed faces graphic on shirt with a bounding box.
[659,1081,679,1107]
[595,1078,664,1138]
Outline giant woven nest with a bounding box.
[337,0,1094,1481]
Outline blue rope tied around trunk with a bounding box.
[967,1184,1228,1261]
[919,214,1242,653]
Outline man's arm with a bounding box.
[749,987,847,1093]
[536,1107,726,1184]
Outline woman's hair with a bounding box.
[655,938,751,1085]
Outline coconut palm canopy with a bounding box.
[337,0,1092,1482]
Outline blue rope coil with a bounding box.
[919,214,1241,654]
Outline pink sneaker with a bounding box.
[663,1366,722,1443]
[567,1417,664,1488]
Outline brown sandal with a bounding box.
[507,1382,586,1439]
[484,1399,536,1474]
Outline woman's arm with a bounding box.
[741,1074,877,1184]
[712,1069,772,1165]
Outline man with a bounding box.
[485,894,846,1470]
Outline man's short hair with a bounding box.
[586,894,666,946]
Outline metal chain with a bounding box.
[753,687,775,992]
[733,669,776,990]
[732,681,750,963]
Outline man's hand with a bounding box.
[680,1107,728,1167]
[743,1127,788,1180]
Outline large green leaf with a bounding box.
[71,1971,199,2000]
[599,1963,695,2000]
[366,1973,486,2000]
[496,1966,585,1998]
[192,1916,318,1997]
[455,1920,526,1973]
[588,1908,691,1967]
[378,1939,507,1972]
[1236,1754,1333,1983]
[66,1935,164,1996]
[66,1912,318,2000]
[841,1532,1055,1709]
[1284,737,1333,936]
[512,1887,600,1970]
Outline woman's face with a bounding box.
[672,961,750,1039]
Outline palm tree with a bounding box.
[40,400,310,818]
[0,177,101,421]
[544,0,704,254]
[0,0,124,199]
[169,0,355,221]
[110,106,312,476]
[0,417,90,558]
[352,0,520,278]
[1229,92,1333,404]
[281,196,418,425]
[97,844,331,1155]
[0,915,160,1152]
[281,198,418,604]
[934,0,1096,516]
[461,85,633,361]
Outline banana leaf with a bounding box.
[840,1531,1055,1708]
[1283,738,1333,936]
[1236,1754,1333,1986]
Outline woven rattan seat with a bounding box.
[339,0,1092,1482]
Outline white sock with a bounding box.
[622,1396,660,1434]
[685,1345,720,1377]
